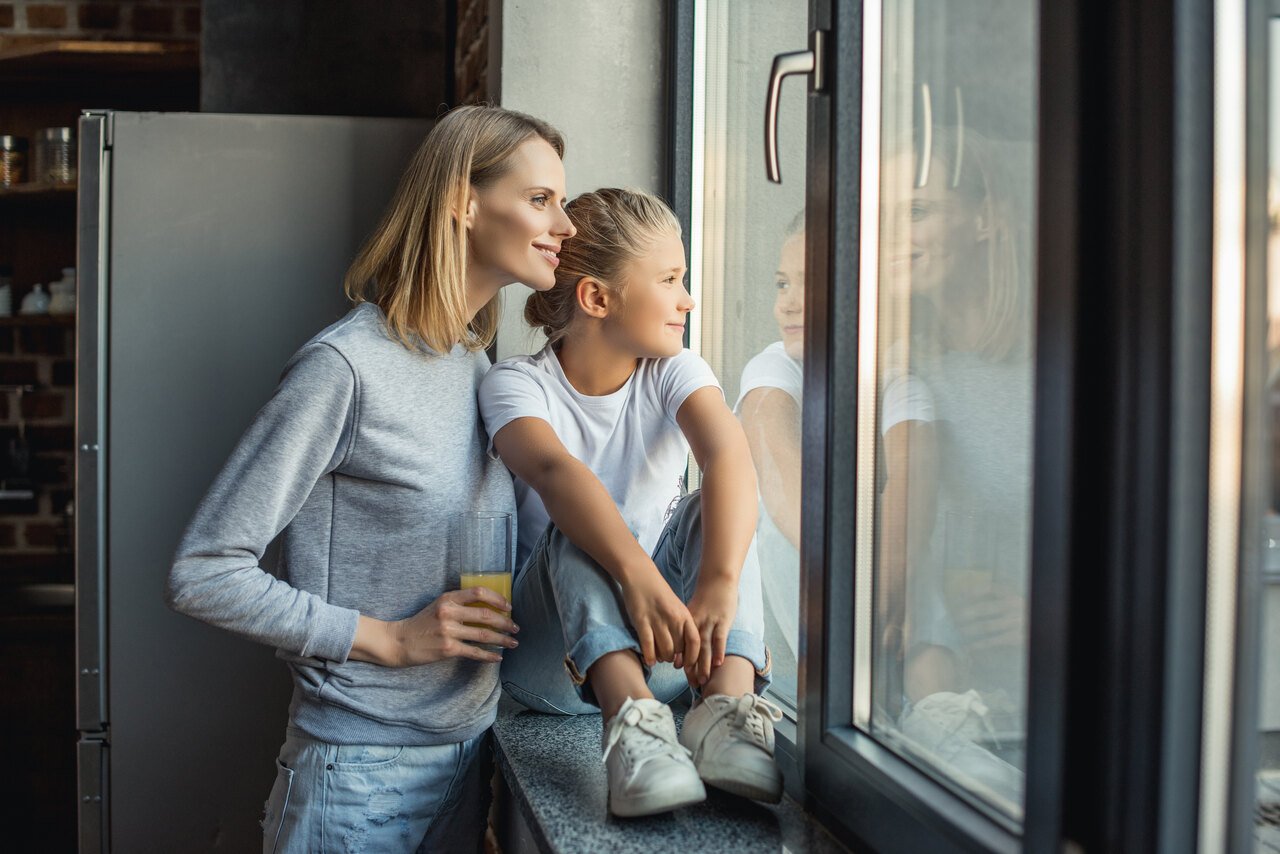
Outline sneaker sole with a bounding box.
[609,780,708,818]
[697,761,784,804]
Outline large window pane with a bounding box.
[693,0,808,714]
[1253,18,1280,853]
[863,0,1038,821]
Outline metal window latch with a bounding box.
[765,29,827,184]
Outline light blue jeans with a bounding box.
[501,491,771,714]
[261,727,491,854]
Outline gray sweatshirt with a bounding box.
[167,302,516,746]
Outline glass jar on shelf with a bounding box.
[34,127,76,186]
[0,135,27,187]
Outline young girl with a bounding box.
[479,188,782,818]
[165,105,574,853]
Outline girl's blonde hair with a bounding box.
[344,105,565,353]
[525,187,681,347]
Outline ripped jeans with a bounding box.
[261,727,491,854]
[501,491,771,714]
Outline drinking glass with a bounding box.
[459,511,513,638]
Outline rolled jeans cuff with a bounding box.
[564,625,645,706]
[724,628,772,694]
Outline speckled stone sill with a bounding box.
[491,698,852,854]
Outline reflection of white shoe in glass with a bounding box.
[898,689,1024,801]
[602,697,706,817]
[680,693,785,803]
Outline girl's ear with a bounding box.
[576,277,611,319]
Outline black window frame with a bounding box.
[665,0,1222,850]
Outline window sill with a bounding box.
[490,697,849,854]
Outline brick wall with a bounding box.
[0,0,201,46]
[455,0,489,105]
[0,319,74,582]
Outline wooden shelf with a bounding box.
[0,40,198,80]
[0,183,76,202]
[0,314,75,327]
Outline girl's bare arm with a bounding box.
[492,417,700,668]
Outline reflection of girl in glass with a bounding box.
[736,212,935,694]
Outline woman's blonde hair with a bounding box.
[916,126,1030,362]
[525,187,681,347]
[344,105,565,353]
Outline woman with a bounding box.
[165,105,574,853]
[884,124,1033,801]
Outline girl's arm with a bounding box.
[737,387,802,549]
[675,386,760,682]
[492,417,701,669]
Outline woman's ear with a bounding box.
[576,277,611,319]
[974,207,993,242]
[463,194,479,231]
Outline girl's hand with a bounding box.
[684,578,739,686]
[351,588,519,667]
[621,567,701,669]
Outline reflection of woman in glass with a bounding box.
[885,124,1033,798]
[736,212,935,696]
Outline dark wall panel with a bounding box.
[201,0,450,117]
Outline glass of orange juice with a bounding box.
[459,511,513,647]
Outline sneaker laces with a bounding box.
[709,693,784,748]
[602,700,691,774]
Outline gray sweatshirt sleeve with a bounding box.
[166,342,361,662]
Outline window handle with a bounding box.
[765,29,827,183]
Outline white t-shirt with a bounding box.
[732,341,939,669]
[479,346,721,572]
[733,341,935,431]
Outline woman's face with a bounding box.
[467,137,575,292]
[884,151,983,298]
[605,229,695,360]
[774,233,805,360]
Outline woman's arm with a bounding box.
[675,387,760,681]
[492,417,700,668]
[167,344,516,667]
[166,344,363,662]
[878,419,940,710]
[738,387,802,549]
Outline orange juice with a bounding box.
[460,571,512,630]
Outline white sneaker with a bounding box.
[602,697,706,817]
[897,689,1024,801]
[679,693,784,803]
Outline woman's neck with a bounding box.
[938,262,989,352]
[555,328,638,396]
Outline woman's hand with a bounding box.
[684,577,739,686]
[952,585,1025,653]
[621,566,701,669]
[350,587,519,667]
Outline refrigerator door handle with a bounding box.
[76,112,110,733]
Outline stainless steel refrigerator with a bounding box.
[74,111,430,852]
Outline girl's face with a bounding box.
[605,229,695,359]
[467,137,576,292]
[774,233,805,360]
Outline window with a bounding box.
[858,0,1038,823]
[684,0,810,716]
